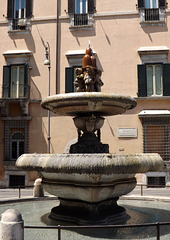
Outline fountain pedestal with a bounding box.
[51,198,126,225]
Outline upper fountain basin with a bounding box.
[41,92,137,116]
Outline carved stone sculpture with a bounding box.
[74,46,104,92]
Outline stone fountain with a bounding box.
[16,47,163,225]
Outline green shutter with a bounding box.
[159,0,166,8]
[88,0,95,14]
[138,64,147,97]
[3,66,11,98]
[7,0,14,19]
[65,67,74,93]
[138,0,145,8]
[68,0,75,14]
[163,63,170,96]
[26,0,33,18]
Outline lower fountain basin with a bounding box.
[16,153,163,203]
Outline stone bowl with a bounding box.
[73,115,105,132]
[41,92,137,116]
[16,153,163,202]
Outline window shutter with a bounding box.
[26,0,33,18]
[138,0,145,8]
[3,66,11,98]
[7,0,14,19]
[24,64,29,97]
[68,0,75,14]
[88,0,95,14]
[138,64,147,97]
[163,63,170,96]
[65,67,74,93]
[159,0,166,8]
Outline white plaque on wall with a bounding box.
[118,128,137,138]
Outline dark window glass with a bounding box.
[9,175,25,187]
[12,132,25,160]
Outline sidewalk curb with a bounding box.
[120,195,170,202]
[0,196,58,204]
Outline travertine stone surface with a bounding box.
[16,153,163,202]
[0,209,24,240]
[16,153,163,175]
[41,92,137,116]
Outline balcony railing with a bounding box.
[74,14,88,26]
[139,8,165,23]
[69,13,93,29]
[8,18,30,31]
[3,84,30,99]
[145,8,159,21]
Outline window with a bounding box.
[12,133,25,160]
[4,120,29,161]
[14,0,26,19]
[65,50,85,92]
[3,64,29,99]
[145,0,158,8]
[65,66,79,93]
[9,175,25,187]
[146,64,162,96]
[68,0,95,28]
[7,0,33,31]
[138,63,170,97]
[138,0,166,23]
[147,176,165,187]
[142,117,170,161]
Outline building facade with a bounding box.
[0,0,170,187]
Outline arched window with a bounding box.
[12,132,25,160]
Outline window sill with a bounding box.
[8,29,30,35]
[136,96,170,100]
[2,97,30,101]
[140,21,165,26]
[69,24,93,31]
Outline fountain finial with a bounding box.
[74,44,104,92]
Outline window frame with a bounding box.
[138,63,170,97]
[146,63,163,97]
[4,120,29,162]
[138,0,166,23]
[3,63,29,99]
[11,132,25,160]
[65,65,82,93]
[7,0,33,31]
[68,0,95,29]
[142,117,170,161]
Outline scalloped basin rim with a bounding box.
[40,92,137,116]
[16,153,163,175]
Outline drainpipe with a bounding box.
[56,0,59,93]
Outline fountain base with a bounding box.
[50,198,127,225]
[70,132,109,153]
